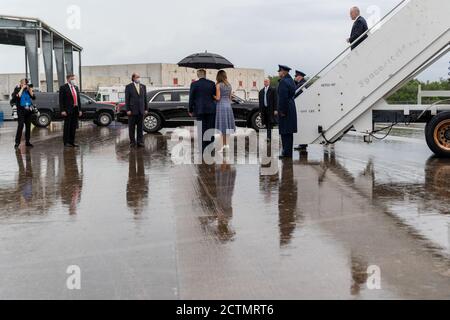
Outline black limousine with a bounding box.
[116,87,264,133]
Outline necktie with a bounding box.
[135,83,140,95]
[71,85,78,107]
[264,87,268,107]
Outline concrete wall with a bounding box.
[0,72,59,98]
[0,63,265,101]
[0,74,26,101]
[160,64,264,101]
[81,63,162,89]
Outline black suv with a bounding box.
[116,87,263,133]
[32,92,116,128]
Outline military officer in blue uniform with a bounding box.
[277,65,298,159]
[293,70,308,152]
[294,70,307,99]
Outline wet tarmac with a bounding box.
[0,121,449,300]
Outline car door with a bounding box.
[177,91,191,120]
[79,94,97,120]
[231,96,248,121]
[151,91,189,121]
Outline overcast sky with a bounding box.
[0,0,448,81]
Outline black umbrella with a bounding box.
[178,52,234,70]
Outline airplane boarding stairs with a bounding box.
[295,0,450,153]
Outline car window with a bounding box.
[231,95,244,104]
[171,92,180,102]
[80,95,91,105]
[153,93,171,102]
[152,92,183,103]
[180,92,189,103]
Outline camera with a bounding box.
[12,105,18,120]
[23,79,33,89]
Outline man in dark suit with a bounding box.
[259,79,277,141]
[347,6,369,50]
[125,73,148,148]
[59,74,82,148]
[277,65,297,159]
[188,69,217,154]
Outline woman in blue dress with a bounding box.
[214,70,236,153]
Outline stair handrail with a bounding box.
[295,0,411,95]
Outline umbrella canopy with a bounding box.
[178,52,234,70]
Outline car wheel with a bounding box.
[425,111,450,158]
[250,112,265,131]
[35,112,52,128]
[144,112,163,133]
[96,112,113,127]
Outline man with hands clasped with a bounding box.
[125,73,149,148]
[59,74,83,148]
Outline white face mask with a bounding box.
[134,78,141,84]
[70,79,77,86]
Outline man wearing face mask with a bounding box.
[125,73,148,148]
[59,74,82,148]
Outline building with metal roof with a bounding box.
[0,15,82,92]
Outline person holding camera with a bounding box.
[11,79,36,149]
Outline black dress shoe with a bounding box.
[279,155,293,159]
[26,143,34,148]
[64,144,74,148]
[137,143,145,148]
[295,145,308,151]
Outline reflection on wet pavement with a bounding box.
[126,150,149,216]
[193,164,236,244]
[61,149,83,216]
[278,160,300,247]
[0,122,449,299]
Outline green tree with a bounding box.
[387,79,450,104]
[268,76,280,88]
